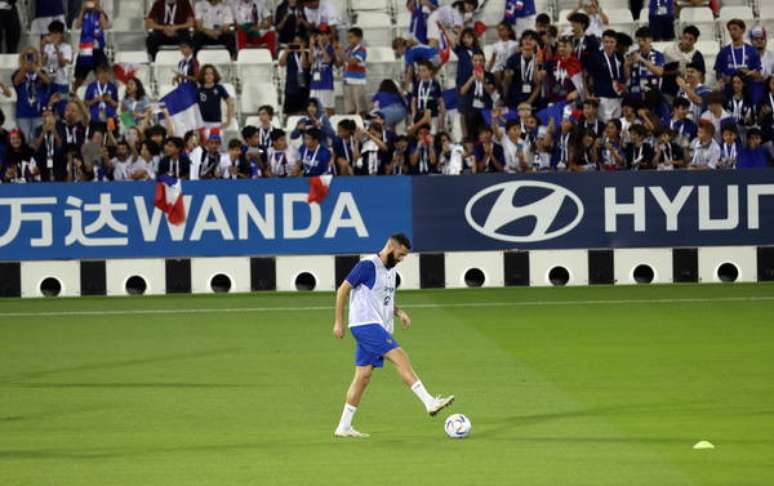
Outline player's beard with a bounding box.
[385,252,398,269]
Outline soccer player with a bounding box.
[332,234,455,438]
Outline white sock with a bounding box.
[337,403,357,430]
[410,380,435,409]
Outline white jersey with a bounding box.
[347,255,396,333]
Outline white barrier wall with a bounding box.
[105,259,166,296]
[529,249,589,286]
[614,248,674,284]
[275,255,336,291]
[20,260,80,297]
[698,246,758,283]
[191,257,251,294]
[444,251,505,288]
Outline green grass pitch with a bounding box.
[1,283,773,485]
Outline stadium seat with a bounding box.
[695,39,720,87]
[330,114,365,130]
[154,50,184,88]
[638,8,648,24]
[366,46,400,94]
[652,41,672,53]
[356,12,394,47]
[556,9,574,29]
[599,0,630,11]
[157,84,176,99]
[109,17,147,52]
[222,83,240,131]
[762,6,774,35]
[0,54,19,86]
[236,48,274,85]
[114,51,152,90]
[351,0,391,13]
[606,9,636,36]
[197,48,233,81]
[396,11,411,36]
[679,8,716,40]
[240,82,279,115]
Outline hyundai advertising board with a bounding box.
[412,171,774,251]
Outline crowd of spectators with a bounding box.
[0,0,773,183]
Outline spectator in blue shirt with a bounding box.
[300,127,332,176]
[737,128,771,168]
[714,19,762,93]
[12,48,52,141]
[84,64,119,126]
[628,27,665,99]
[309,28,337,116]
[590,30,627,121]
[370,79,408,129]
[407,0,438,44]
[648,0,675,41]
[392,36,440,87]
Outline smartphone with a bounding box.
[26,53,34,63]
[473,66,484,76]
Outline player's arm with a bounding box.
[333,281,352,339]
[394,304,411,330]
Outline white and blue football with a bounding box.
[444,413,472,438]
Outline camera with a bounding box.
[26,53,35,63]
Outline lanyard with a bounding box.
[730,45,746,69]
[165,2,177,24]
[178,56,191,74]
[722,143,736,161]
[419,145,428,173]
[731,98,744,119]
[474,79,484,98]
[259,127,271,147]
[417,80,431,109]
[670,119,685,138]
[574,37,584,57]
[346,44,361,62]
[65,125,77,144]
[521,55,534,83]
[304,145,320,165]
[293,52,302,69]
[634,144,644,167]
[26,73,37,107]
[45,133,54,159]
[604,52,620,80]
[171,158,179,177]
[342,137,351,162]
[663,143,673,163]
[560,133,570,162]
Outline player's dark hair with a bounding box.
[165,136,184,150]
[271,128,286,142]
[635,26,653,39]
[242,125,258,140]
[536,13,551,26]
[305,127,322,141]
[602,29,618,40]
[568,12,590,29]
[726,18,745,31]
[48,20,65,34]
[228,139,243,150]
[673,97,691,109]
[348,27,363,39]
[683,25,700,39]
[390,233,412,250]
[686,61,705,74]
[259,105,275,117]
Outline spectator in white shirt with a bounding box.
[689,120,720,170]
[231,0,277,55]
[699,92,731,143]
[111,140,135,180]
[303,0,341,35]
[750,26,774,78]
[194,0,237,59]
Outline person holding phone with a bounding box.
[12,48,51,141]
[279,34,311,115]
[73,0,109,89]
[31,107,64,181]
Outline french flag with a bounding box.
[307,175,333,204]
[155,175,186,225]
[160,83,205,136]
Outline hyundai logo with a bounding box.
[464,181,584,242]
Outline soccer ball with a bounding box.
[444,413,472,438]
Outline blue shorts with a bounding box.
[351,324,399,368]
